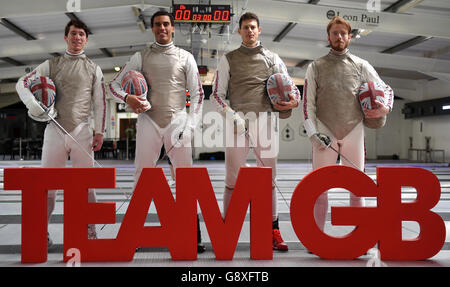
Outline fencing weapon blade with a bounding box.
[39,104,132,231]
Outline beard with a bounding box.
[330,40,349,52]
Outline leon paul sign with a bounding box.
[326,9,380,26]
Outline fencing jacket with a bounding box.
[16,50,106,134]
[109,41,204,130]
[303,49,394,140]
[212,42,300,118]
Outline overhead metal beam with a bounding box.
[381,0,430,54]
[381,36,433,54]
[247,0,450,39]
[0,57,25,66]
[0,1,171,18]
[0,18,36,40]
[384,0,424,13]
[273,22,297,42]
[100,48,114,57]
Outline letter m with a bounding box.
[177,167,273,260]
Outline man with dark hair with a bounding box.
[109,11,206,253]
[303,16,394,232]
[238,11,259,28]
[64,19,90,37]
[16,19,106,245]
[211,12,300,251]
[150,10,174,27]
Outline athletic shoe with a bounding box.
[272,229,288,251]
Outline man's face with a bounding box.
[152,15,174,44]
[238,19,261,47]
[64,25,88,54]
[328,23,351,52]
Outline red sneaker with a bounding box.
[272,229,288,251]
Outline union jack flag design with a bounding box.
[266,73,293,105]
[358,81,392,110]
[121,70,148,96]
[30,76,56,108]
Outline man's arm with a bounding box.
[16,61,50,117]
[210,55,246,135]
[184,53,205,133]
[92,65,106,151]
[302,62,329,150]
[361,60,394,118]
[272,54,301,111]
[108,52,148,113]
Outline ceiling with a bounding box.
[1,0,450,106]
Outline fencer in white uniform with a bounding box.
[108,11,205,252]
[211,12,301,251]
[303,16,394,232]
[16,20,106,244]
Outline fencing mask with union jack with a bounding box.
[121,70,151,112]
[358,81,393,110]
[30,76,56,108]
[266,73,295,119]
[28,76,57,122]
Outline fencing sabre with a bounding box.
[107,121,187,221]
[39,104,131,231]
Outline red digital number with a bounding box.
[213,10,221,21]
[222,10,229,21]
[183,9,191,20]
[175,10,182,20]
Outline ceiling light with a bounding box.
[114,67,121,72]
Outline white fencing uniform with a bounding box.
[16,50,106,227]
[109,41,204,185]
[303,49,394,231]
[211,42,301,221]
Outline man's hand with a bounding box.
[234,114,247,135]
[364,100,390,118]
[92,133,104,151]
[126,94,149,114]
[310,132,331,151]
[24,97,46,117]
[273,94,298,111]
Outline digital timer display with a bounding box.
[173,4,231,23]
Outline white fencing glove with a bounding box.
[233,113,247,136]
[23,96,46,117]
[310,132,331,151]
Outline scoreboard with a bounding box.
[173,4,231,23]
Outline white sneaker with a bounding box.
[88,225,97,239]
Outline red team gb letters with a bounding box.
[3,166,446,263]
